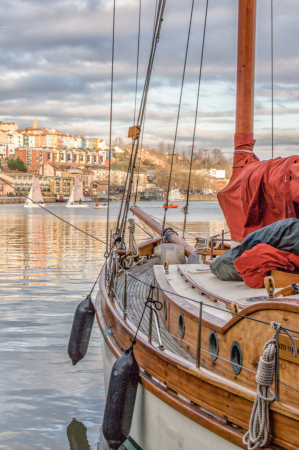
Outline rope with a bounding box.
[128,218,138,257]
[105,0,116,261]
[182,0,209,239]
[131,284,162,345]
[243,322,297,450]
[0,177,106,245]
[162,0,195,233]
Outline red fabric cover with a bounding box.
[234,132,256,151]
[234,243,299,288]
[218,153,299,241]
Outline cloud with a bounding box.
[0,0,298,160]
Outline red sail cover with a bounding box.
[234,243,299,288]
[218,152,299,241]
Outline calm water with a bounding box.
[0,201,226,450]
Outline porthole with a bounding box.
[178,313,185,339]
[230,341,242,375]
[208,330,218,361]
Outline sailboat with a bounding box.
[66,176,89,208]
[24,176,47,208]
[91,1,299,449]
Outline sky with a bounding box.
[0,0,299,160]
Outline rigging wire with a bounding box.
[0,178,106,245]
[161,0,195,234]
[106,0,116,260]
[133,0,142,125]
[119,0,167,246]
[182,0,209,239]
[271,0,274,159]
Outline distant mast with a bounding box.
[234,0,256,153]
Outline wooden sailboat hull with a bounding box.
[100,320,240,450]
[97,235,299,450]
[97,283,243,450]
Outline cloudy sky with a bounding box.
[0,0,299,160]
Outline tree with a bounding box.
[113,137,125,148]
[7,158,17,170]
[157,141,166,153]
[7,157,27,172]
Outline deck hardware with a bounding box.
[163,261,169,274]
[196,302,203,368]
[208,330,218,361]
[178,313,185,340]
[230,341,243,375]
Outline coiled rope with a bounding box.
[128,218,138,257]
[243,321,298,450]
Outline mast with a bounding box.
[234,0,256,152]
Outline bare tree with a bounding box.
[113,137,125,148]
[157,141,166,154]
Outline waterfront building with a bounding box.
[0,121,18,132]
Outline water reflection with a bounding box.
[67,419,91,450]
[0,201,226,449]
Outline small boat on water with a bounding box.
[162,203,178,208]
[66,176,89,208]
[93,203,108,209]
[24,176,47,208]
[56,195,69,203]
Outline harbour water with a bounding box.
[0,201,226,450]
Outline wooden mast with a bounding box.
[234,0,256,151]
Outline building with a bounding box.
[0,121,18,132]
[0,173,14,196]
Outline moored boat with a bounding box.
[66,176,89,208]
[24,176,47,208]
[93,0,299,449]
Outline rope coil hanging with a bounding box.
[243,322,298,450]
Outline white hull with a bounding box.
[66,204,89,208]
[102,339,239,450]
[94,206,108,209]
[24,204,47,208]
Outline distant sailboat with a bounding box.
[66,176,89,208]
[24,176,47,208]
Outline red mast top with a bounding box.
[234,0,256,151]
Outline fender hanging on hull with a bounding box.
[102,346,139,450]
[68,294,95,365]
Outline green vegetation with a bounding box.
[7,157,27,172]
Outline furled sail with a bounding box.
[218,152,299,241]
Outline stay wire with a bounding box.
[106,0,116,259]
[0,178,106,245]
[271,0,274,159]
[183,0,209,239]
[133,0,142,125]
[162,0,195,234]
[119,0,166,242]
